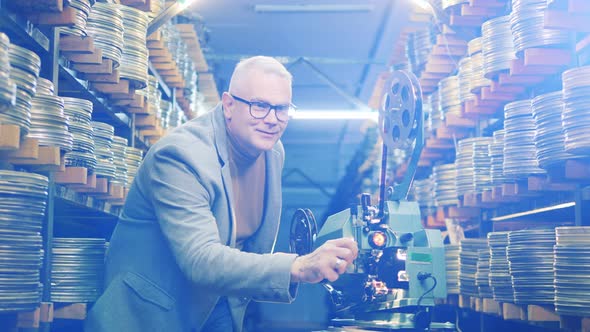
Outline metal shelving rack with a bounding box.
[0,2,182,330]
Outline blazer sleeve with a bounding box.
[146,143,298,303]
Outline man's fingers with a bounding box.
[333,257,348,274]
[326,238,358,262]
[293,238,360,284]
[344,237,360,257]
[326,238,359,259]
[324,269,340,282]
[332,247,355,265]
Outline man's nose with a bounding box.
[264,108,280,124]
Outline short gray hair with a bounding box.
[228,56,292,93]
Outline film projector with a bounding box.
[290,70,451,331]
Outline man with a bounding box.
[86,56,358,332]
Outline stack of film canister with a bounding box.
[503,100,545,179]
[170,26,184,65]
[455,138,475,196]
[429,92,443,132]
[160,100,171,129]
[414,28,433,72]
[35,78,53,96]
[476,248,493,298]
[406,27,434,75]
[86,2,125,68]
[182,58,197,106]
[117,4,149,88]
[170,25,198,115]
[507,229,556,305]
[404,30,417,75]
[554,227,590,316]
[147,76,162,112]
[457,138,493,196]
[168,106,184,129]
[91,122,116,180]
[489,130,508,186]
[460,238,488,297]
[147,0,166,18]
[125,147,143,187]
[0,171,49,312]
[458,57,477,104]
[410,177,436,216]
[51,238,106,303]
[472,137,493,193]
[136,75,161,117]
[8,43,41,136]
[531,91,574,169]
[169,26,194,96]
[63,97,97,171]
[0,33,16,112]
[423,94,434,137]
[159,22,173,54]
[187,86,198,115]
[60,0,92,37]
[467,37,482,58]
[433,163,459,206]
[192,91,206,118]
[482,15,517,79]
[166,24,182,82]
[446,245,460,294]
[467,37,491,93]
[439,76,462,118]
[28,79,73,152]
[178,48,196,100]
[509,0,572,56]
[110,136,128,187]
[562,66,590,155]
[488,231,514,302]
[148,75,162,116]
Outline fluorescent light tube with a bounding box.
[179,0,196,10]
[490,202,575,222]
[254,4,375,13]
[411,0,433,11]
[290,110,379,122]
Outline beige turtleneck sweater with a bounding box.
[227,132,266,247]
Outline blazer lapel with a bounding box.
[211,104,236,247]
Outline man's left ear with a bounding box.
[221,92,233,120]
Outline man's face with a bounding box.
[223,71,291,156]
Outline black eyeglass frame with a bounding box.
[230,94,295,122]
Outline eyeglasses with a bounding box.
[230,94,294,122]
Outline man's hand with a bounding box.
[290,238,358,283]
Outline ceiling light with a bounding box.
[490,202,575,222]
[410,0,433,11]
[254,4,375,13]
[289,110,379,122]
[147,0,198,36]
[179,0,197,10]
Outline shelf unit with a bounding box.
[383,0,590,231]
[359,0,590,330]
[0,1,189,330]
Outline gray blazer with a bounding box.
[85,105,298,332]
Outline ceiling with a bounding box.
[186,0,415,220]
[189,0,412,111]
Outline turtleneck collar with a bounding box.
[226,125,263,167]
